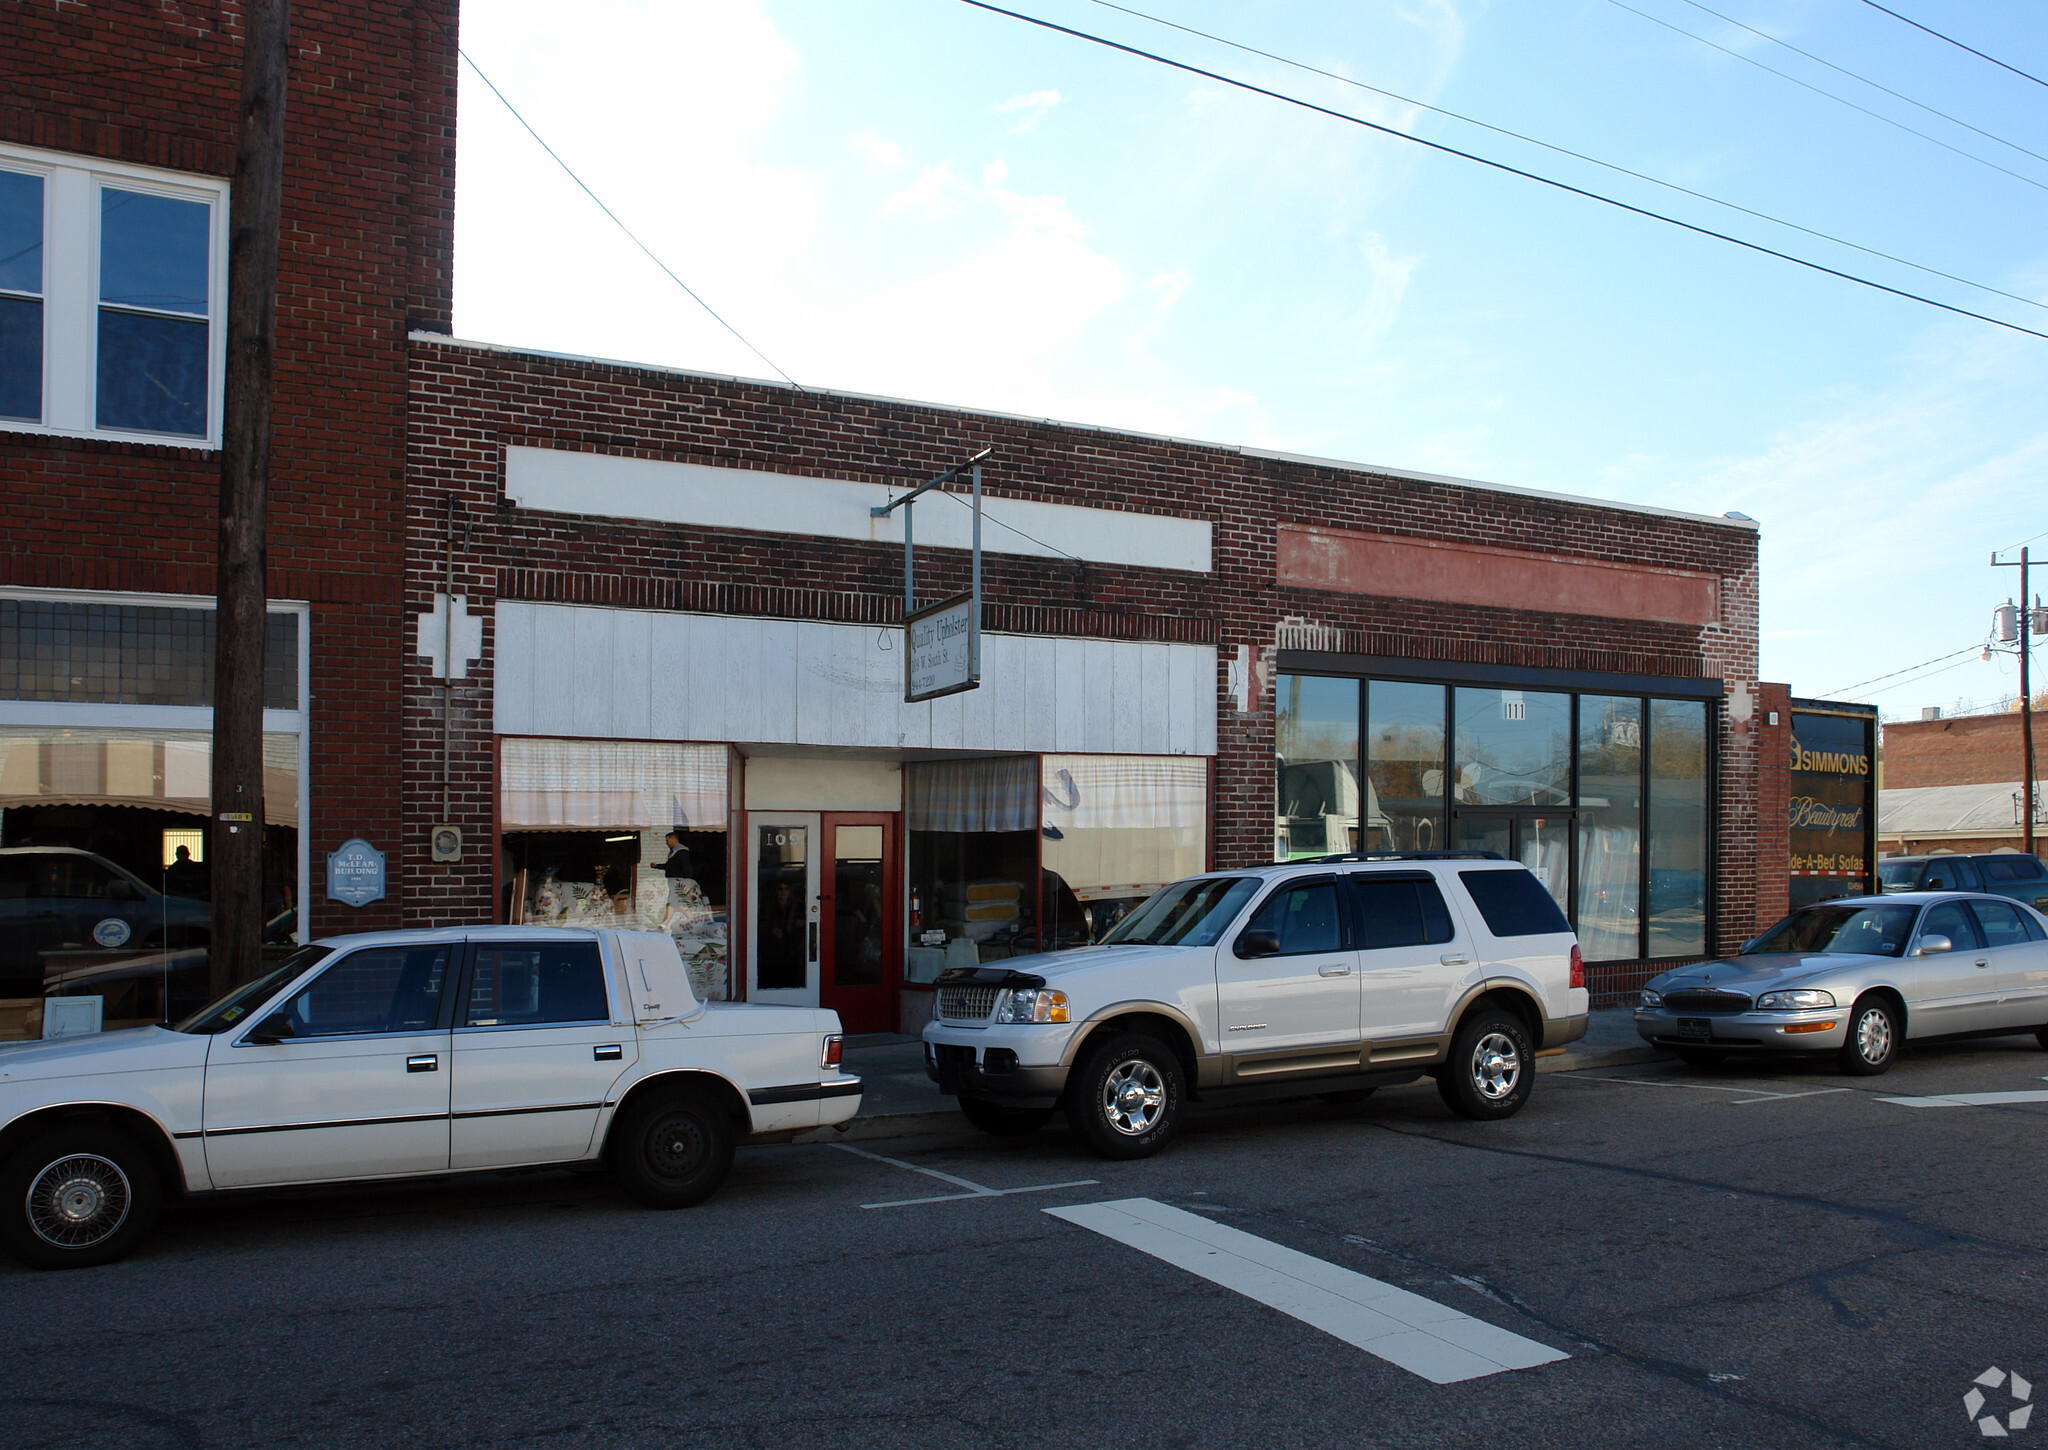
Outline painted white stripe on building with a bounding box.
[1044,1199,1567,1384]
[504,446,1213,574]
[495,603,1218,757]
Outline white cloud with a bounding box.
[993,89,1061,135]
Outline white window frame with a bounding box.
[0,587,310,943]
[0,141,230,448]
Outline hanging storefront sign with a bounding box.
[1789,708,1876,908]
[327,837,387,907]
[905,592,979,703]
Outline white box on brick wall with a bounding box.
[493,603,1217,757]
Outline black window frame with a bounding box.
[274,941,462,1039]
[1235,875,1348,958]
[457,939,615,1029]
[1342,870,1457,950]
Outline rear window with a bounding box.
[1350,875,1456,948]
[1985,856,2047,882]
[1458,869,1571,938]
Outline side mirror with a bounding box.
[245,1011,295,1044]
[1914,933,1953,957]
[1236,930,1281,959]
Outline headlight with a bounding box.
[998,988,1069,1024]
[1756,989,1836,1010]
[1639,989,1662,1008]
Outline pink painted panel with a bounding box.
[1276,525,1718,627]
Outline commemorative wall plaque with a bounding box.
[327,838,387,907]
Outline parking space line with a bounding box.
[1556,1075,1852,1105]
[1876,1089,2048,1108]
[1045,1198,1568,1384]
[831,1141,1097,1210]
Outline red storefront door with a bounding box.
[819,813,899,1035]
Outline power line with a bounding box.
[1998,528,2048,558]
[1086,0,2048,314]
[1601,0,2048,195]
[956,0,2048,343]
[1827,644,1980,696]
[447,36,802,389]
[1854,0,2048,92]
[1671,0,2048,167]
[940,486,1086,563]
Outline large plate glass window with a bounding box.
[1364,681,1445,852]
[499,738,731,1001]
[904,757,1038,977]
[1648,699,1708,956]
[0,168,42,423]
[1577,696,1643,962]
[1275,675,1360,859]
[1041,754,1207,946]
[1453,687,1571,807]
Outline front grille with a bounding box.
[936,985,999,1022]
[1663,989,1753,1015]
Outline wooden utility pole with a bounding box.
[209,0,291,997]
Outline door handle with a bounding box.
[406,1054,438,1073]
[594,1044,623,1061]
[1319,964,1351,977]
[1441,953,1473,966]
[1976,959,1991,968]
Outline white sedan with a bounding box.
[0,926,860,1269]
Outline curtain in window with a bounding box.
[1040,755,1207,831]
[904,757,1038,833]
[0,728,298,825]
[500,738,728,831]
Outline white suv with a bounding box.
[921,854,1586,1158]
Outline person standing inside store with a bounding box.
[759,876,805,988]
[660,830,694,880]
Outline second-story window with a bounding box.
[0,168,40,423]
[97,187,211,436]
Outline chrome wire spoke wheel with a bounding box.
[27,1154,132,1249]
[1470,1032,1522,1102]
[1855,1008,1892,1065]
[1101,1058,1167,1136]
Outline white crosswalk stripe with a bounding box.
[1045,1198,1567,1384]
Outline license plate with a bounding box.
[1678,1018,1712,1042]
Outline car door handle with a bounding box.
[1441,953,1473,966]
[594,1044,623,1061]
[1319,964,1351,977]
[1976,959,1991,968]
[406,1054,438,1073]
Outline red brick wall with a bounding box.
[406,340,1765,983]
[0,0,459,937]
[1883,712,2042,789]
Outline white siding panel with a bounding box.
[985,634,1027,751]
[796,622,843,746]
[1167,646,1198,756]
[493,604,535,735]
[1137,646,1170,754]
[528,607,580,736]
[648,611,691,742]
[611,611,652,740]
[694,614,732,743]
[930,687,964,752]
[746,618,800,744]
[571,609,616,738]
[1082,640,1116,752]
[862,625,901,750]
[1054,638,1087,751]
[1189,646,1219,755]
[1022,636,1057,751]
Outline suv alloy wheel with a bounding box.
[1436,1009,1535,1121]
[1065,1032,1183,1160]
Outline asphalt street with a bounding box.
[4,1037,2047,1450]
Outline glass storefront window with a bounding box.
[499,738,731,1000]
[0,726,300,1022]
[1648,699,1708,957]
[1275,675,1360,860]
[1453,687,1571,807]
[1041,754,1207,946]
[0,599,299,709]
[1577,696,1643,962]
[1365,681,1445,852]
[905,757,1039,979]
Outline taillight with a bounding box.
[1569,944,1585,991]
[822,1034,843,1070]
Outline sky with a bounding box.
[449,0,2048,722]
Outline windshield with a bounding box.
[1745,904,1918,958]
[173,946,330,1034]
[1875,862,1922,892]
[1100,877,1260,948]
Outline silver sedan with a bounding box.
[1634,893,2048,1075]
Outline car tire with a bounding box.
[958,1098,1055,1137]
[1436,1010,1535,1121]
[2036,1025,2048,1051]
[1836,996,1900,1076]
[1675,1049,1727,1068]
[612,1088,735,1209]
[0,1124,163,1270]
[1064,1032,1183,1160]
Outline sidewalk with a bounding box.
[802,1007,1665,1143]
